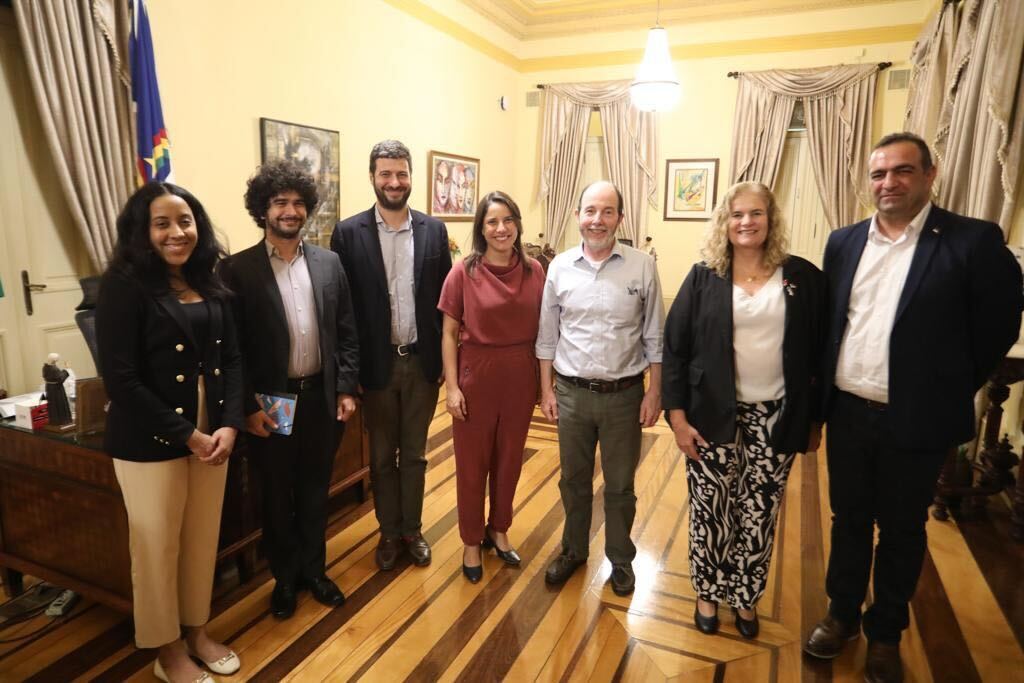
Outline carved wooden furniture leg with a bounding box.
[932,446,959,520]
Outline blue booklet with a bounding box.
[255,392,298,436]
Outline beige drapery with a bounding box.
[730,64,880,230]
[12,0,134,271]
[904,0,959,142]
[934,0,1024,236]
[538,80,658,248]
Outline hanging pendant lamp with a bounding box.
[630,1,680,112]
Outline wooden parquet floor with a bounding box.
[2,399,1022,682]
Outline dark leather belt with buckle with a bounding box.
[557,372,644,394]
[287,373,323,392]
[393,343,418,357]
[839,390,887,411]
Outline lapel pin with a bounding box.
[932,227,941,234]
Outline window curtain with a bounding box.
[934,0,1023,236]
[729,64,880,230]
[538,80,658,248]
[12,0,134,271]
[904,0,959,143]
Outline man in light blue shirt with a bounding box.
[536,180,664,596]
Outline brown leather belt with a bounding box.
[287,373,323,392]
[557,372,644,394]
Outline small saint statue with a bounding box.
[43,352,73,426]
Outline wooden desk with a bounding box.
[0,409,368,612]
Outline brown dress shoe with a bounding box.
[803,614,861,659]
[865,641,903,683]
[403,533,432,566]
[376,535,401,570]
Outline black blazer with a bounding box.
[822,205,1023,449]
[219,240,359,419]
[663,256,826,453]
[331,207,452,390]
[95,270,245,462]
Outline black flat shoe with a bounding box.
[693,602,719,635]
[483,528,521,566]
[733,607,759,639]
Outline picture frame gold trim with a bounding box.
[663,158,719,222]
[427,150,480,222]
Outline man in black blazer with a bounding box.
[331,140,452,570]
[220,160,359,619]
[803,133,1023,682]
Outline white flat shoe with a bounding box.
[186,643,241,675]
[154,658,216,683]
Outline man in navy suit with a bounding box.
[332,140,452,570]
[803,133,1022,682]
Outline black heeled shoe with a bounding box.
[733,607,759,639]
[463,546,483,583]
[482,527,521,566]
[693,601,720,635]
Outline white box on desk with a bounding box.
[15,399,49,430]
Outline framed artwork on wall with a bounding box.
[663,158,719,221]
[427,150,479,221]
[260,117,340,245]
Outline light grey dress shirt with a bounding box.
[266,240,321,378]
[375,206,417,345]
[536,241,664,381]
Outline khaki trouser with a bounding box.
[113,377,228,648]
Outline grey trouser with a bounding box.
[363,353,440,537]
[555,376,643,564]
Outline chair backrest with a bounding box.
[75,309,100,371]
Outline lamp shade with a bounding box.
[630,26,680,112]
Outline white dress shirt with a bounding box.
[835,202,932,403]
[536,241,664,381]
[266,240,321,378]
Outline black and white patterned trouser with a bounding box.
[685,400,796,609]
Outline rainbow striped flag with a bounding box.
[130,0,173,185]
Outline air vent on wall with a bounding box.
[888,69,910,90]
[526,91,541,107]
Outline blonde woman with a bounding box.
[662,182,825,638]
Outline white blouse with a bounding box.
[733,268,786,403]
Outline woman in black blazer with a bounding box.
[663,182,824,639]
[96,183,244,683]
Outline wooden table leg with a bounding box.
[2,567,24,598]
[932,447,959,520]
[1012,447,1024,542]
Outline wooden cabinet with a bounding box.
[0,408,368,612]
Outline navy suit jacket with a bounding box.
[822,205,1023,449]
[331,207,451,390]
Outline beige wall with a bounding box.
[146,0,522,255]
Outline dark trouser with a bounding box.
[555,376,643,564]
[452,343,537,545]
[825,390,947,644]
[363,352,440,538]
[686,400,795,610]
[250,381,342,585]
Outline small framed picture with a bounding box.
[663,158,719,221]
[427,151,479,222]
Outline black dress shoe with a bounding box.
[544,553,586,585]
[462,562,483,583]
[270,581,297,619]
[802,614,860,659]
[304,575,345,607]
[403,533,432,566]
[482,528,521,566]
[693,602,719,634]
[733,607,759,639]
[865,640,903,683]
[610,563,635,596]
[376,535,401,571]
